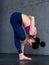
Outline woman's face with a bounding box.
[27,37,35,47]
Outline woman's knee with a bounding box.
[10,12,18,23]
[10,12,22,23]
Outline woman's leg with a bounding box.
[10,12,26,53]
[14,31,32,60]
[10,12,26,40]
[21,39,27,53]
[14,31,22,54]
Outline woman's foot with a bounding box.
[19,53,32,60]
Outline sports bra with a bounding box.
[25,24,36,34]
[25,25,30,34]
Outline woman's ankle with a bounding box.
[19,53,24,57]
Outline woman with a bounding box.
[10,12,37,60]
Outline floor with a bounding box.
[0,53,49,65]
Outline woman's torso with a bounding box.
[21,13,30,27]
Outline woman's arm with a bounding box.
[29,16,37,36]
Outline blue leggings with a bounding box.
[10,12,26,54]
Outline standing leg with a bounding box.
[10,13,26,40]
[14,31,22,54]
[14,30,32,60]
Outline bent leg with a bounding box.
[10,12,26,40]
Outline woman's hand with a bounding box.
[29,26,37,37]
[27,37,35,47]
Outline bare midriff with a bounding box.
[21,14,30,27]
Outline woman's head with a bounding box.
[27,36,35,47]
[27,36,40,49]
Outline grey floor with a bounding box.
[0,54,49,65]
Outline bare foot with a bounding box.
[19,53,32,60]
